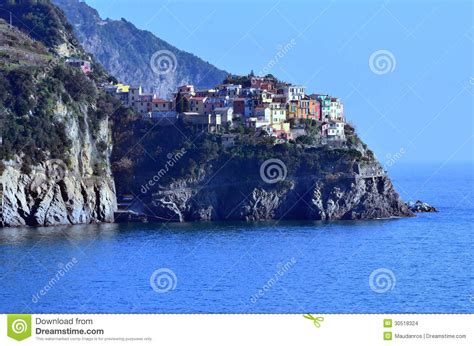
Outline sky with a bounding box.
[86,0,473,164]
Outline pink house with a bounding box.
[66,58,92,74]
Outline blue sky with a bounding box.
[87,0,473,163]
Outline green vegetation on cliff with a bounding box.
[0,0,77,49]
[0,3,123,174]
[111,115,374,198]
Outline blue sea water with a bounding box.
[0,163,472,313]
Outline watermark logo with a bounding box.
[369,268,396,293]
[140,148,187,194]
[7,314,31,341]
[260,159,287,184]
[150,50,178,75]
[150,268,177,293]
[384,147,406,168]
[303,314,324,328]
[32,257,78,304]
[250,258,296,303]
[369,50,396,75]
[257,38,297,77]
[32,57,60,86]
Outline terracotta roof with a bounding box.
[152,98,168,103]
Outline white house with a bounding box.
[247,117,270,129]
[322,121,346,141]
[330,98,344,121]
[223,84,242,97]
[323,98,344,121]
[213,107,234,126]
[260,90,274,103]
[283,85,306,101]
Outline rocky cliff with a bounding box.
[0,2,118,227]
[52,0,229,98]
[150,162,412,222]
[0,100,116,227]
[111,119,413,222]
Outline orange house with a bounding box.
[297,98,320,120]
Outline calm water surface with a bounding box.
[0,163,472,313]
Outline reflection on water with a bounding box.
[0,223,121,245]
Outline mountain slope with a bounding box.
[52,0,229,97]
[0,1,120,227]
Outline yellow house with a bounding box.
[116,83,130,93]
[287,100,298,119]
[269,103,287,124]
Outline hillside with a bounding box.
[0,1,121,227]
[112,117,413,222]
[52,0,229,98]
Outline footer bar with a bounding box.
[1,314,472,345]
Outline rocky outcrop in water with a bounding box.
[407,200,438,213]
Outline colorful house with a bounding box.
[233,98,253,117]
[297,98,320,120]
[312,94,343,122]
[66,58,92,74]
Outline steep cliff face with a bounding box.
[0,2,118,227]
[1,166,116,227]
[52,0,228,98]
[150,162,412,222]
[0,100,116,227]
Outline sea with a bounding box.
[0,162,472,313]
